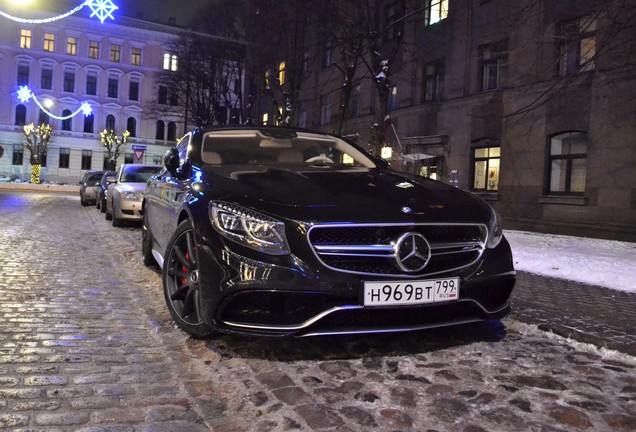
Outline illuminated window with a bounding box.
[66,37,77,56]
[558,17,596,75]
[89,40,99,59]
[548,132,587,195]
[472,144,500,191]
[262,113,269,125]
[20,29,31,49]
[110,44,121,62]
[163,53,177,71]
[131,47,142,66]
[425,0,449,26]
[44,33,55,52]
[278,61,286,85]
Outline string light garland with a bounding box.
[0,0,118,25]
[18,86,93,120]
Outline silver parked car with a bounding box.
[79,170,106,206]
[105,164,162,226]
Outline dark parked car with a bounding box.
[96,170,116,212]
[79,170,106,206]
[142,127,515,338]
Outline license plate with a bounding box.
[364,278,459,306]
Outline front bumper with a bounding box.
[195,232,516,337]
[115,199,144,221]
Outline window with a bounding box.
[558,17,596,75]
[66,37,77,56]
[81,150,92,170]
[425,0,449,26]
[20,29,31,49]
[86,75,97,95]
[84,114,94,133]
[153,155,163,165]
[169,88,179,106]
[59,148,70,169]
[472,145,500,191]
[262,113,269,125]
[89,40,99,59]
[15,105,27,126]
[158,86,168,104]
[388,86,398,110]
[299,102,308,128]
[105,114,116,131]
[278,61,286,86]
[167,122,177,141]
[108,78,118,98]
[385,1,404,40]
[127,117,136,137]
[64,71,75,92]
[163,53,177,71]
[44,33,55,52]
[350,86,361,118]
[39,109,49,125]
[131,47,141,66]
[61,110,72,131]
[129,81,139,101]
[423,61,444,102]
[323,39,333,68]
[17,65,29,86]
[110,44,121,62]
[155,121,165,140]
[548,132,587,195]
[302,51,311,78]
[480,40,508,91]
[125,153,134,164]
[41,68,53,90]
[12,144,24,165]
[320,95,331,125]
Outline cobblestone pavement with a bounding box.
[1,190,635,432]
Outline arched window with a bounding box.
[155,120,165,140]
[127,117,136,137]
[84,114,94,133]
[39,109,50,125]
[167,121,177,141]
[105,114,116,131]
[61,109,72,131]
[15,104,27,126]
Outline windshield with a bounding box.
[201,130,377,168]
[85,174,102,185]
[120,165,162,183]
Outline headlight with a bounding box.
[121,191,140,200]
[486,206,503,249]
[210,202,290,255]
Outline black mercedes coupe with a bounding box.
[142,127,515,338]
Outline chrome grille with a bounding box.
[308,223,487,277]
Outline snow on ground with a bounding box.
[504,230,636,294]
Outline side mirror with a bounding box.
[164,148,180,175]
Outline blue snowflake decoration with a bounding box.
[86,0,118,24]
[80,102,93,117]
[17,86,32,103]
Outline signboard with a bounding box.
[132,145,146,161]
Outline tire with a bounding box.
[96,197,101,210]
[141,210,157,267]
[105,202,112,220]
[80,195,88,206]
[163,219,214,338]
[112,202,122,227]
[100,198,106,213]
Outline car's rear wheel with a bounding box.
[141,210,156,267]
[96,197,101,210]
[100,198,106,213]
[163,220,214,338]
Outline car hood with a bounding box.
[115,183,147,194]
[198,165,491,223]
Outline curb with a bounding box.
[0,182,79,194]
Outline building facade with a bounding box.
[0,7,188,183]
[252,0,636,241]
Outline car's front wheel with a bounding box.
[163,220,215,338]
[112,202,122,227]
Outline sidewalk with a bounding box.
[511,271,636,356]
